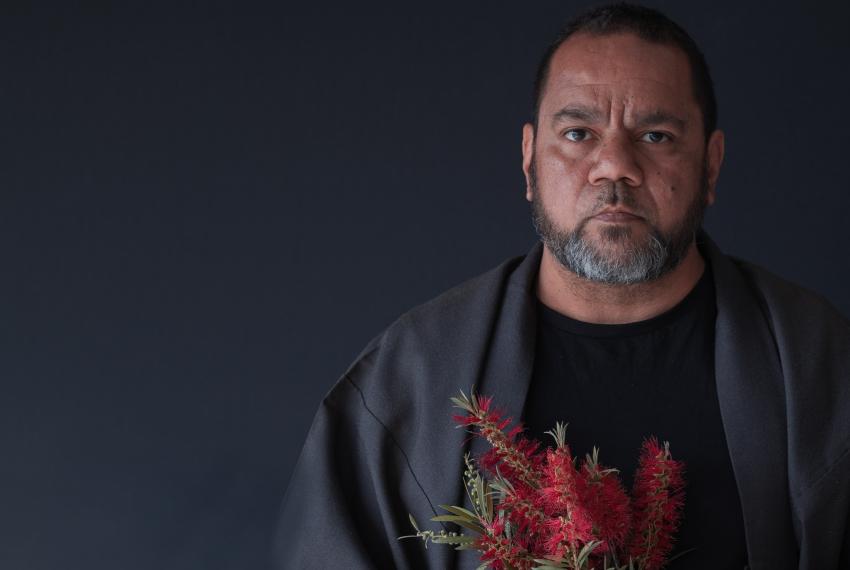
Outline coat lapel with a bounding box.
[476,241,543,427]
[452,241,543,569]
[701,232,798,568]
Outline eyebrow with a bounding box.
[551,106,688,132]
[634,110,687,132]
[551,105,604,125]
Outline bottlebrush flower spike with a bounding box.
[580,447,632,556]
[627,437,686,570]
[493,483,548,552]
[451,390,542,490]
[538,423,594,558]
[474,516,535,570]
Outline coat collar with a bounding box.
[701,232,797,568]
[468,232,797,569]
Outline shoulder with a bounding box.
[325,249,530,421]
[729,256,849,334]
[343,252,526,378]
[727,255,850,495]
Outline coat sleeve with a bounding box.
[272,376,438,570]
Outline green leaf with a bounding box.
[430,514,470,523]
[438,504,479,520]
[576,540,602,566]
[486,487,494,522]
[476,475,492,523]
[408,513,420,533]
[544,421,569,449]
[532,556,568,568]
[430,534,475,546]
[430,515,484,533]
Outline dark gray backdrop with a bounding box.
[2,1,848,569]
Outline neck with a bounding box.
[536,242,706,325]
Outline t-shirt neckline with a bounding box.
[536,261,713,338]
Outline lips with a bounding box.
[593,210,643,222]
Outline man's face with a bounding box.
[522,32,724,284]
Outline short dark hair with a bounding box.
[532,3,717,140]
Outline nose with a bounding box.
[587,135,643,187]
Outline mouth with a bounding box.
[592,209,644,223]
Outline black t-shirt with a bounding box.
[522,261,748,569]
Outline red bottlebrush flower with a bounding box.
[537,446,595,557]
[474,516,534,570]
[453,393,543,490]
[452,413,480,426]
[506,424,526,440]
[497,487,548,551]
[477,395,494,412]
[477,435,543,490]
[541,515,594,561]
[627,437,686,570]
[539,447,583,515]
[580,450,632,555]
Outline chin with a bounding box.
[592,222,646,246]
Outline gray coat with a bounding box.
[275,233,850,569]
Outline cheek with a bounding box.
[651,177,697,226]
[539,148,576,178]
[641,168,680,223]
[537,147,588,197]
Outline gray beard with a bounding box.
[529,160,708,285]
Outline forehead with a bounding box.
[542,32,697,118]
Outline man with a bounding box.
[275,4,849,569]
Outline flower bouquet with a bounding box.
[401,390,688,570]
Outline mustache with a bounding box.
[588,182,646,217]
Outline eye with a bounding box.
[641,131,670,143]
[563,128,590,142]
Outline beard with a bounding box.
[529,158,709,285]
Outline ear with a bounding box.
[522,123,535,202]
[704,129,725,206]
